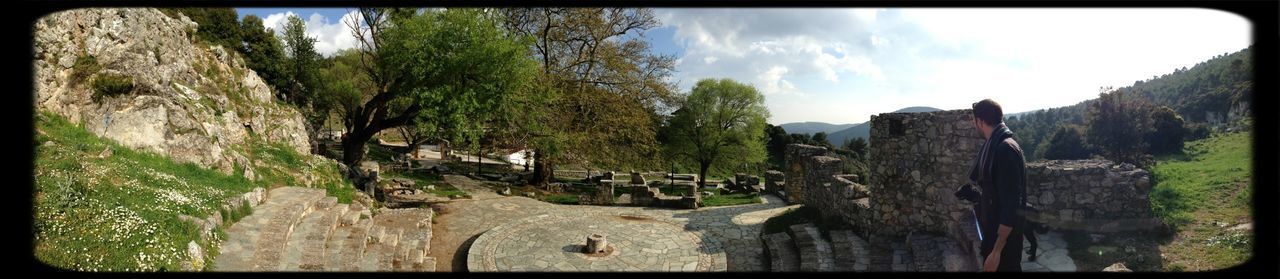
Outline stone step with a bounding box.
[905,232,946,272]
[249,188,328,271]
[278,197,341,271]
[291,203,349,271]
[358,227,400,271]
[214,187,326,271]
[789,224,836,271]
[762,232,799,272]
[327,217,374,271]
[829,230,871,271]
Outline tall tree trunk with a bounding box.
[698,161,710,189]
[530,150,554,187]
[342,127,374,166]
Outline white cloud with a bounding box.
[260,10,363,57]
[657,8,1250,124]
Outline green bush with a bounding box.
[71,55,101,83]
[91,73,134,101]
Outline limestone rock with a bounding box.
[34,8,312,178]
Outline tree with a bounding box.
[1147,106,1188,155]
[663,79,769,187]
[811,132,832,149]
[502,8,678,185]
[334,8,542,166]
[280,15,322,108]
[1086,88,1154,166]
[846,137,868,160]
[238,15,289,95]
[165,8,242,49]
[279,15,329,154]
[1040,124,1090,160]
[764,124,790,169]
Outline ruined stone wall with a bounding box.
[1026,160,1158,232]
[782,109,1161,238]
[790,149,875,231]
[784,144,827,204]
[867,109,985,236]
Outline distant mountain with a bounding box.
[778,122,856,135]
[826,106,942,146]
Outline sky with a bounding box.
[236,8,1252,125]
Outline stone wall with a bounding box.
[866,109,985,236]
[784,144,827,204]
[781,108,1159,237]
[1026,160,1158,232]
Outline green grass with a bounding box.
[1148,131,1252,271]
[541,194,579,205]
[34,112,255,271]
[382,170,470,199]
[1150,132,1251,229]
[702,192,762,207]
[245,136,354,204]
[365,143,397,163]
[34,110,361,271]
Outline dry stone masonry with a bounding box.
[767,108,1156,272]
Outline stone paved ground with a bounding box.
[427,175,797,272]
[1020,231,1077,272]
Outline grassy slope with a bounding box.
[1149,132,1252,271]
[34,112,356,271]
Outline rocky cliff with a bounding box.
[33,8,311,179]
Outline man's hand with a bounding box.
[983,252,1001,272]
[984,224,1014,272]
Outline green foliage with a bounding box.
[280,15,322,108]
[1086,88,1155,167]
[764,124,790,169]
[166,8,242,50]
[334,8,544,166]
[810,132,833,149]
[1007,46,1252,162]
[1040,124,1090,160]
[662,78,770,186]
[71,55,101,84]
[238,15,289,98]
[1148,106,1188,155]
[502,8,677,184]
[91,73,135,102]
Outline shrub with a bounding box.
[71,55,101,84]
[91,73,134,101]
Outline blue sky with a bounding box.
[236,8,1251,125]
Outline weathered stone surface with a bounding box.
[34,8,315,178]
[1103,262,1132,272]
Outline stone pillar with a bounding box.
[586,234,608,253]
[765,170,785,194]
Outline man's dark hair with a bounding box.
[971,99,1003,126]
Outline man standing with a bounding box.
[968,99,1028,272]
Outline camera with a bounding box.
[953,183,981,203]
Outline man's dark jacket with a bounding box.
[968,123,1027,271]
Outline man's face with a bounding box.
[971,114,987,138]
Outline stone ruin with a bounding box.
[765,109,1158,270]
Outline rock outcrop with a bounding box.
[34,8,311,177]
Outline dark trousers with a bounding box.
[980,231,1024,272]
